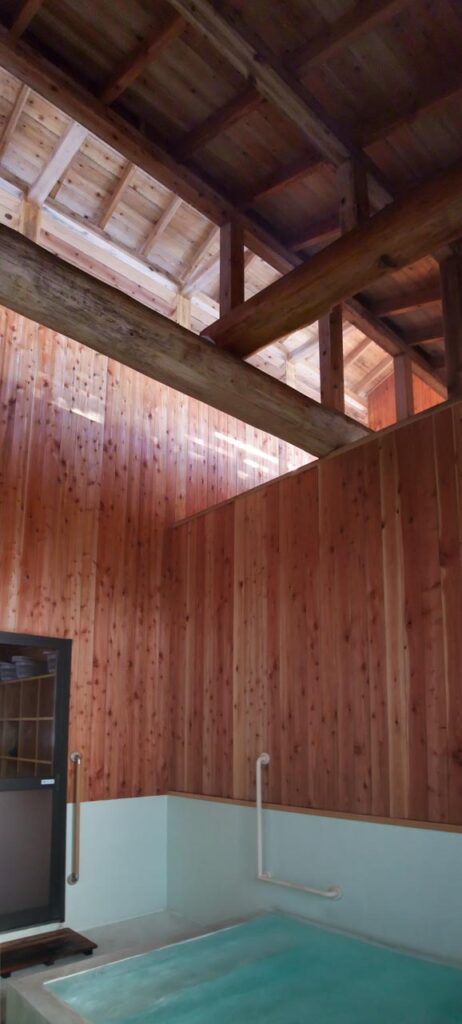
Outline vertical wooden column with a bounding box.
[440,251,462,398]
[318,158,370,412]
[220,221,244,316]
[394,351,414,420]
[20,198,41,242]
[176,291,191,330]
[319,306,344,410]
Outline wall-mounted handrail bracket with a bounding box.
[255,752,342,900]
[67,751,82,886]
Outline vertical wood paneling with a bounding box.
[0,306,305,801]
[165,400,462,826]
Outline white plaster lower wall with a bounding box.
[167,796,462,964]
[1,795,167,942]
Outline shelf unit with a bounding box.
[0,672,55,778]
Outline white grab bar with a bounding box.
[255,752,341,900]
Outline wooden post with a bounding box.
[440,251,462,398]
[394,351,414,420]
[319,305,344,411]
[176,292,191,330]
[220,221,244,316]
[318,158,370,413]
[20,198,41,242]
[337,156,370,234]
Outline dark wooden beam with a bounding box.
[204,159,462,359]
[100,13,185,105]
[244,152,325,205]
[337,157,370,233]
[394,352,414,420]
[0,224,370,456]
[290,0,410,70]
[363,76,462,148]
[290,214,339,252]
[10,0,44,40]
[319,306,344,411]
[406,324,444,347]
[220,221,244,315]
[440,252,462,398]
[176,84,263,159]
[369,282,441,316]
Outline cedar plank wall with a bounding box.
[0,306,308,802]
[368,374,443,431]
[165,400,462,826]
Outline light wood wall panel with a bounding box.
[0,305,308,801]
[165,401,462,826]
[368,372,443,431]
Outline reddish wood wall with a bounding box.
[0,306,308,801]
[368,372,443,431]
[164,401,462,826]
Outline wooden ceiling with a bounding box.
[0,0,459,417]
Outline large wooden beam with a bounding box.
[100,13,185,105]
[204,159,462,359]
[220,221,244,315]
[290,0,409,70]
[0,225,369,456]
[440,252,462,398]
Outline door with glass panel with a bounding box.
[0,632,71,932]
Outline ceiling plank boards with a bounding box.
[0,224,370,456]
[100,12,185,105]
[168,0,350,165]
[28,120,87,205]
[244,152,325,205]
[290,0,410,70]
[204,159,462,362]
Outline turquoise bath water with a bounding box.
[48,914,462,1023]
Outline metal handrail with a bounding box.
[67,751,82,885]
[256,752,341,900]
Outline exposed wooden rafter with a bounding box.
[290,0,410,70]
[0,224,370,457]
[28,120,87,205]
[204,158,462,372]
[244,152,325,206]
[99,161,137,229]
[179,225,219,286]
[100,13,185,105]
[9,0,44,40]
[176,84,263,158]
[290,214,339,251]
[0,81,29,159]
[369,283,441,316]
[363,75,462,148]
[141,195,182,257]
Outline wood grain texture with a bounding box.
[368,373,443,430]
[164,398,462,825]
[0,305,308,801]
